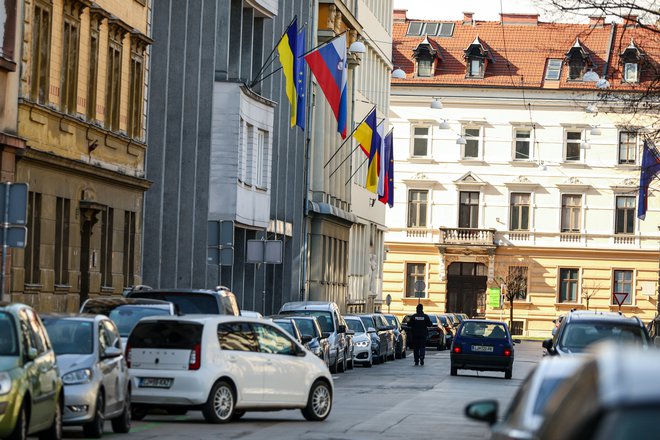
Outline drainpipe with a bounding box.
[602,22,616,79]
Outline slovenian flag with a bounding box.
[637,140,660,220]
[379,130,394,207]
[353,108,381,193]
[304,33,348,138]
[277,18,299,128]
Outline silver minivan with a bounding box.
[279,302,349,373]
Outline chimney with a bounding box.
[500,13,539,25]
[623,14,638,27]
[463,12,474,25]
[393,9,407,23]
[589,16,605,27]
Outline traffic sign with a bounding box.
[0,183,28,225]
[613,292,629,306]
[385,294,392,306]
[414,280,426,292]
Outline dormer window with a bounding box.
[620,39,644,83]
[464,36,493,79]
[412,36,439,78]
[565,39,593,81]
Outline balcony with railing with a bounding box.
[439,228,496,246]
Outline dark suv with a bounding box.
[543,310,650,356]
[125,286,240,316]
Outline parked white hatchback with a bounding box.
[126,315,333,423]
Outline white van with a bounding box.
[126,315,333,423]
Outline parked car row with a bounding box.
[401,312,466,351]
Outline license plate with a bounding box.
[139,378,173,389]
[471,345,494,352]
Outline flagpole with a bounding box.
[328,119,385,179]
[324,105,376,168]
[249,66,283,87]
[249,15,298,88]
[345,156,369,186]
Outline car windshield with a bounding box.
[131,292,219,314]
[43,319,94,355]
[384,315,398,328]
[0,313,18,356]
[108,306,172,337]
[346,318,366,333]
[460,322,508,339]
[280,311,334,333]
[429,315,438,324]
[532,377,565,415]
[559,322,647,353]
[359,316,374,330]
[275,321,296,338]
[438,315,449,325]
[292,318,317,338]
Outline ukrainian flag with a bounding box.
[278,18,298,127]
[353,108,381,193]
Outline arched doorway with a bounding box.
[446,262,487,318]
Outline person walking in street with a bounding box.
[409,303,432,366]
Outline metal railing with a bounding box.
[439,228,496,246]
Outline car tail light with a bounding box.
[453,346,461,354]
[189,344,201,370]
[503,348,512,357]
[125,343,132,368]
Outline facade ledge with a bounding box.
[458,159,486,165]
[244,0,278,18]
[408,157,436,164]
[508,160,537,167]
[308,201,357,224]
[0,56,17,72]
[560,161,588,168]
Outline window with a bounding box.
[122,211,136,287]
[128,49,144,138]
[86,20,99,120]
[618,131,637,164]
[0,0,17,65]
[102,319,121,349]
[568,59,585,80]
[407,189,428,227]
[514,129,531,160]
[468,59,483,78]
[565,131,582,161]
[255,130,266,187]
[437,23,454,37]
[100,208,113,287]
[54,197,70,286]
[105,28,122,131]
[30,2,52,103]
[412,126,430,157]
[615,196,635,235]
[508,266,528,300]
[407,22,423,36]
[561,194,582,232]
[459,191,479,228]
[463,127,480,159]
[406,22,454,37]
[61,11,79,114]
[545,59,562,80]
[612,270,633,305]
[405,263,426,298]
[253,324,295,355]
[417,57,432,77]
[424,23,439,35]
[624,62,638,82]
[510,193,530,231]
[25,192,41,284]
[217,322,258,352]
[559,268,579,303]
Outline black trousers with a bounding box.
[412,338,426,362]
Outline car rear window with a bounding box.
[131,292,220,315]
[559,322,647,352]
[275,321,296,338]
[0,312,18,356]
[429,315,438,324]
[129,321,203,349]
[42,318,94,355]
[280,310,334,333]
[293,318,318,338]
[460,322,508,339]
[109,306,173,337]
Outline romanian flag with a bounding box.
[353,108,381,193]
[278,18,298,127]
[304,33,348,138]
[637,140,660,220]
[379,130,394,207]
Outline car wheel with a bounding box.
[111,388,132,433]
[202,380,235,423]
[329,350,338,373]
[38,394,62,440]
[231,410,246,421]
[83,392,105,438]
[505,368,513,380]
[301,380,332,421]
[131,405,148,421]
[450,365,458,376]
[8,401,28,440]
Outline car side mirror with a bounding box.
[301,335,313,345]
[367,327,376,333]
[465,400,498,425]
[321,332,331,339]
[103,347,122,359]
[541,338,554,353]
[26,347,38,361]
[347,329,355,336]
[337,324,347,334]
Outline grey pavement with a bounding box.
[58,341,543,440]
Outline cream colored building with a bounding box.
[13,0,152,311]
[385,10,659,336]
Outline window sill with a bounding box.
[54,284,71,293]
[609,304,636,311]
[0,56,17,72]
[402,297,427,302]
[24,284,43,294]
[508,160,537,167]
[554,302,581,308]
[458,159,485,165]
[100,286,115,294]
[615,163,637,168]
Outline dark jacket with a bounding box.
[408,312,433,340]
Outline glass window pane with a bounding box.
[464,140,479,158]
[567,131,582,140]
[413,138,428,156]
[521,207,529,230]
[465,128,480,137]
[414,127,429,136]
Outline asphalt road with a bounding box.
[57,341,543,440]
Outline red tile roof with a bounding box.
[392,10,659,92]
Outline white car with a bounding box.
[344,316,372,367]
[126,315,333,423]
